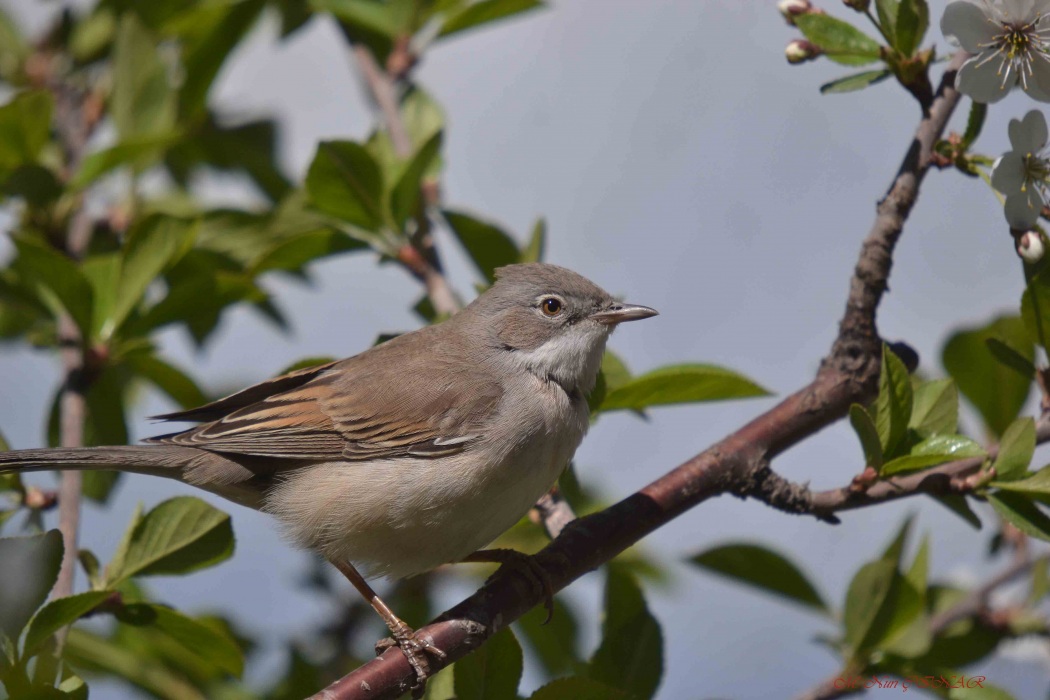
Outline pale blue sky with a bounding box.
[2,1,1048,698]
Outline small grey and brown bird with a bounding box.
[0,262,656,686]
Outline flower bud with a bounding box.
[786,39,821,64]
[843,0,870,11]
[778,0,813,25]
[1018,231,1046,263]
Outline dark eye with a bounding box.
[540,297,563,316]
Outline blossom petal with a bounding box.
[941,1,1001,52]
[1009,110,1049,151]
[1005,191,1043,228]
[993,151,1029,193]
[1031,55,1050,101]
[1002,0,1037,20]
[956,56,1013,103]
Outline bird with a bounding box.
[0,262,657,689]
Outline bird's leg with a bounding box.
[329,559,445,695]
[462,548,555,623]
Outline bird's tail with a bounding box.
[0,445,266,509]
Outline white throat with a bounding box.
[508,324,610,397]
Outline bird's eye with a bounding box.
[540,297,563,316]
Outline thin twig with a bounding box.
[307,50,968,700]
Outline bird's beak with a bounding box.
[589,303,659,326]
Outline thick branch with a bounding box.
[310,54,967,700]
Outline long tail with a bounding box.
[0,446,266,509]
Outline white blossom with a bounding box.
[941,0,1050,103]
[1018,230,1046,261]
[992,110,1050,228]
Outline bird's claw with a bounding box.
[375,621,446,698]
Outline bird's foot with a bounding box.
[375,620,446,698]
[465,548,556,623]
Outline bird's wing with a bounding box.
[147,331,503,462]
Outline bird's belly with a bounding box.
[264,426,580,580]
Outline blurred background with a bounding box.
[1,0,1048,698]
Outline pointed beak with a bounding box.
[589,302,659,326]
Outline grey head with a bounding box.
[459,263,657,397]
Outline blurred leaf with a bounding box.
[528,677,629,700]
[305,141,385,231]
[795,13,882,65]
[127,355,208,409]
[880,514,913,567]
[991,417,1036,481]
[69,5,116,62]
[112,14,175,138]
[987,491,1050,541]
[521,218,546,263]
[820,69,891,94]
[311,0,400,37]
[961,100,987,147]
[949,683,1017,700]
[589,567,662,700]
[850,404,884,470]
[875,346,913,457]
[0,91,53,171]
[514,598,582,677]
[930,494,982,529]
[453,626,522,700]
[117,603,243,677]
[889,0,929,55]
[444,210,520,283]
[985,337,1036,378]
[105,496,234,585]
[390,131,443,229]
[1021,267,1050,348]
[991,464,1050,495]
[253,230,365,274]
[72,132,181,189]
[0,5,27,81]
[178,0,265,119]
[0,530,62,642]
[439,0,544,38]
[843,559,896,657]
[1,164,64,207]
[880,435,985,476]
[689,542,828,614]
[11,237,94,339]
[909,378,958,439]
[266,646,324,700]
[596,364,769,413]
[943,316,1033,437]
[22,590,113,658]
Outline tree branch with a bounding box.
[308,53,968,700]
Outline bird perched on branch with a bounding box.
[0,262,657,691]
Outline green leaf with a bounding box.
[72,132,181,189]
[843,559,896,657]
[528,677,629,700]
[514,598,581,677]
[0,91,53,171]
[305,141,385,231]
[253,230,365,275]
[589,567,663,700]
[104,496,234,585]
[850,404,884,470]
[880,435,986,476]
[453,626,522,700]
[962,100,988,148]
[992,417,1036,481]
[106,215,197,338]
[116,603,244,677]
[22,591,113,658]
[521,218,546,263]
[820,69,891,94]
[127,355,208,409]
[444,210,521,283]
[795,13,882,65]
[909,378,958,439]
[0,530,63,642]
[943,316,1033,437]
[991,464,1050,495]
[880,515,913,567]
[949,683,1017,700]
[987,491,1050,541]
[893,0,929,55]
[439,0,544,38]
[111,14,175,138]
[389,131,443,229]
[986,337,1037,378]
[1021,267,1050,349]
[874,345,913,457]
[311,0,401,37]
[11,237,94,339]
[589,350,633,414]
[875,0,901,45]
[597,364,770,413]
[688,543,828,613]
